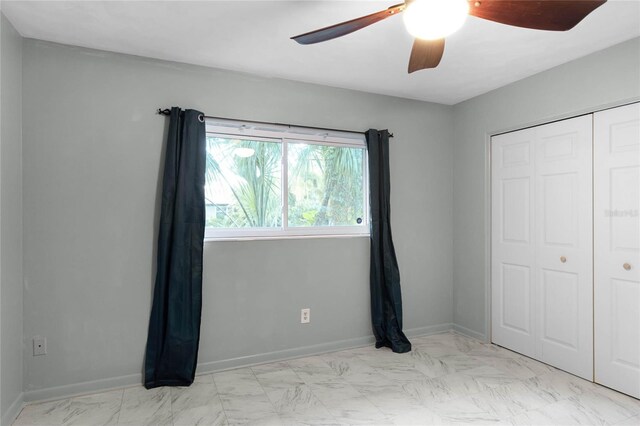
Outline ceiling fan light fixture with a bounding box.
[403,0,469,40]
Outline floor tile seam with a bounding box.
[115,388,125,425]
[209,373,231,426]
[282,358,348,424]
[337,365,405,423]
[167,385,175,426]
[248,362,291,422]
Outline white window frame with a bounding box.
[204,118,370,241]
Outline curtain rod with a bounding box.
[156,108,393,138]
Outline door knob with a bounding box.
[560,256,567,263]
[623,263,631,271]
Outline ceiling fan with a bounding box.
[291,0,607,73]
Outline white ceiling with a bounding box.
[3,0,639,105]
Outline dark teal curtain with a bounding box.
[144,107,206,388]
[365,129,411,354]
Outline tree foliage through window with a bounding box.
[205,135,366,235]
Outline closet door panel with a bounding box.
[610,167,640,251]
[595,103,640,398]
[492,129,536,357]
[535,116,593,380]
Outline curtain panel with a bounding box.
[365,129,411,354]
[144,107,206,388]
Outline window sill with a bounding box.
[204,233,370,243]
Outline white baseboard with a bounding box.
[1,392,24,426]
[198,323,454,374]
[452,323,487,342]
[24,373,142,404]
[196,335,376,374]
[24,322,454,405]
[405,323,453,338]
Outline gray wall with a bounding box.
[22,40,454,397]
[452,37,640,339]
[0,12,23,426]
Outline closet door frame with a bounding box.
[484,100,640,354]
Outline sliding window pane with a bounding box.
[288,142,365,227]
[205,137,282,228]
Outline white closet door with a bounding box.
[535,116,593,380]
[594,103,640,398]
[492,128,536,358]
[492,116,593,379]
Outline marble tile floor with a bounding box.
[13,332,640,426]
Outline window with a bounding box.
[205,119,369,239]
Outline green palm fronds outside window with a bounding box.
[205,136,364,229]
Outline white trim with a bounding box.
[484,131,492,344]
[405,323,455,338]
[206,118,366,147]
[286,137,365,149]
[195,336,377,375]
[363,148,370,228]
[453,323,487,342]
[23,374,141,405]
[205,123,370,240]
[205,230,369,242]
[23,323,454,405]
[281,138,289,229]
[485,99,640,138]
[1,392,24,426]
[205,226,369,240]
[483,98,640,349]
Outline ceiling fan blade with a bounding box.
[408,38,445,73]
[291,3,405,45]
[468,0,607,31]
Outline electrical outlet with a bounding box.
[33,336,47,356]
[301,308,310,324]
